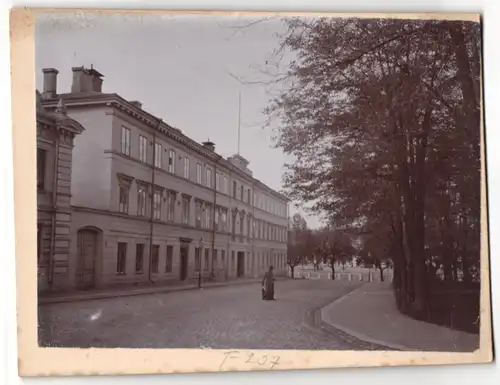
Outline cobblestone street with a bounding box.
[38,280,373,350]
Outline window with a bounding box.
[216,173,220,191]
[240,185,244,201]
[233,181,237,198]
[231,212,236,239]
[195,248,201,272]
[214,207,219,231]
[231,251,235,271]
[37,224,42,263]
[37,148,46,190]
[247,189,251,204]
[153,190,162,220]
[223,175,227,194]
[204,249,210,271]
[221,208,227,232]
[183,157,190,179]
[195,200,202,228]
[221,250,226,271]
[205,204,212,229]
[139,135,147,162]
[165,246,173,273]
[247,217,251,237]
[118,184,129,213]
[137,184,147,216]
[166,191,175,222]
[206,167,212,188]
[240,215,244,238]
[182,196,190,225]
[117,242,127,274]
[121,127,130,155]
[151,244,159,273]
[196,163,202,184]
[135,244,144,273]
[168,150,176,173]
[213,250,218,270]
[154,142,162,168]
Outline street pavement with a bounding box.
[321,282,480,352]
[38,279,387,350]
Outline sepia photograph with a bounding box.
[10,9,492,376]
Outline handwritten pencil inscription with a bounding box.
[219,351,281,371]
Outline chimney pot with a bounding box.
[71,66,104,93]
[202,140,216,152]
[42,68,59,98]
[130,101,143,109]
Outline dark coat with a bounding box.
[262,270,275,300]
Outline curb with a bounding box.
[319,284,413,351]
[39,277,288,305]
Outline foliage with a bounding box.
[267,17,481,320]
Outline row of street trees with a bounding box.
[270,18,481,330]
[287,213,392,280]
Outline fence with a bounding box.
[292,270,393,283]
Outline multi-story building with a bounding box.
[39,66,289,291]
[36,81,85,293]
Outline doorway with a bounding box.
[237,251,245,278]
[76,229,99,289]
[179,245,189,281]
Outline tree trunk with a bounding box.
[447,23,479,137]
[290,265,295,279]
[461,215,471,283]
[379,267,385,282]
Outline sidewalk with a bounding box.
[39,277,275,305]
[320,282,480,352]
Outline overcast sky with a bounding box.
[35,12,322,228]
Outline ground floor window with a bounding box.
[204,249,210,271]
[221,250,226,271]
[165,245,173,273]
[117,242,127,274]
[151,244,160,273]
[135,244,144,273]
[212,250,218,270]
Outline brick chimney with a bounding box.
[42,68,59,98]
[71,65,104,93]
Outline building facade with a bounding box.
[39,66,289,291]
[36,84,85,293]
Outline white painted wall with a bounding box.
[67,106,114,210]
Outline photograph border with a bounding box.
[10,8,492,377]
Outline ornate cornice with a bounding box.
[117,173,135,185]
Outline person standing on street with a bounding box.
[262,265,275,300]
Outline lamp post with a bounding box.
[198,237,204,289]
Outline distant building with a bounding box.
[39,66,289,291]
[36,84,85,293]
